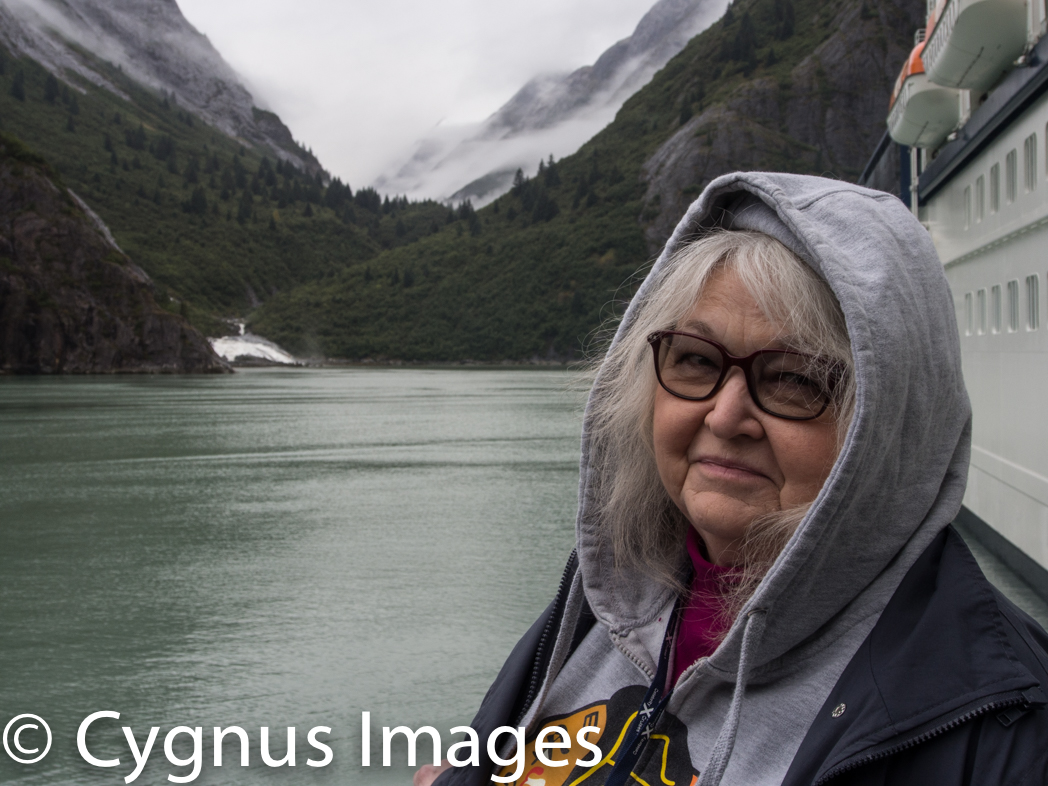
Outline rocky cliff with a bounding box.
[638,0,922,250]
[374,0,728,205]
[0,134,229,373]
[0,0,319,172]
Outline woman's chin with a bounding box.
[681,491,773,558]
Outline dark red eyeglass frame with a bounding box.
[646,330,835,421]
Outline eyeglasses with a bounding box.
[647,330,839,421]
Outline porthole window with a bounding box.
[1007,280,1019,332]
[1027,275,1040,331]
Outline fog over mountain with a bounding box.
[373,0,729,206]
[0,0,318,171]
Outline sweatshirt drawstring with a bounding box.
[695,608,768,786]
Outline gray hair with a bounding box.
[587,229,855,593]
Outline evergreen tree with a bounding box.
[65,115,75,133]
[364,266,373,283]
[237,190,253,224]
[183,187,208,215]
[723,2,735,25]
[269,216,277,230]
[733,12,758,65]
[153,135,175,161]
[183,156,200,185]
[303,203,313,218]
[544,155,561,187]
[233,157,247,189]
[0,51,6,76]
[44,73,59,104]
[11,70,26,101]
[69,95,79,115]
[774,0,795,39]
[512,168,526,194]
[571,290,586,316]
[532,192,560,223]
[403,267,415,288]
[125,124,147,150]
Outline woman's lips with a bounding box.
[694,455,769,482]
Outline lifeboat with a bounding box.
[922,0,1028,93]
[888,35,962,148]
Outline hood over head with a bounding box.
[576,172,972,673]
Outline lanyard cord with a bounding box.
[603,598,683,786]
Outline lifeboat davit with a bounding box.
[922,0,1028,93]
[888,36,961,149]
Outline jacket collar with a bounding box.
[781,526,1046,785]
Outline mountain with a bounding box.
[253,0,923,362]
[373,0,730,206]
[0,133,228,373]
[0,0,318,171]
[0,3,450,335]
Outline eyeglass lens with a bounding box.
[655,334,830,419]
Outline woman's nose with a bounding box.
[704,368,765,439]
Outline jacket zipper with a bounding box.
[814,691,1033,785]
[515,549,578,723]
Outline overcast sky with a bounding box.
[176,0,660,189]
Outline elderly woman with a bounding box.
[422,173,1048,786]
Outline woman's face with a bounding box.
[652,266,839,566]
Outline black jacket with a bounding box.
[437,527,1048,786]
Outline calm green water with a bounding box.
[0,368,583,785]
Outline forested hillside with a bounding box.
[252,0,921,360]
[0,49,448,336]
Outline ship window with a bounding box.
[965,292,973,335]
[1025,134,1038,192]
[1006,150,1017,203]
[963,186,972,230]
[990,164,1000,213]
[991,284,1002,333]
[977,288,987,334]
[975,175,985,222]
[1007,280,1019,332]
[1027,275,1040,330]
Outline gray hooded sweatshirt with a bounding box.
[496,173,971,786]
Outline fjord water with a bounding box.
[0,368,582,785]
